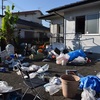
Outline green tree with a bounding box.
[0,4,18,44]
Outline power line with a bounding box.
[6,0,25,11]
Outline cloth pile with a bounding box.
[44,76,62,95]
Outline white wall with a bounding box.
[50,1,100,53]
[18,12,42,24]
[64,2,100,53]
[50,17,63,33]
[65,33,100,53]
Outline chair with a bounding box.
[0,88,22,100]
[17,63,47,100]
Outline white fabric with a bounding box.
[81,88,96,100]
[24,64,49,79]
[0,81,13,93]
[71,56,87,63]
[44,76,62,95]
[37,64,49,73]
[56,53,69,65]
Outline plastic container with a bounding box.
[66,70,77,75]
[61,74,80,98]
[0,67,6,72]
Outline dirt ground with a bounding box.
[0,53,100,100]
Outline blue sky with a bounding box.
[0,0,80,27]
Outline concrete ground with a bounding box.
[0,55,100,100]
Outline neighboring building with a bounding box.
[39,0,100,54]
[13,10,50,44]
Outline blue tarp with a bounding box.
[79,75,100,93]
[68,49,87,61]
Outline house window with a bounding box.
[85,13,99,34]
[57,24,63,33]
[75,16,85,34]
[25,31,34,38]
[25,14,27,17]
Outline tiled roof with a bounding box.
[13,10,43,15]
[47,0,99,13]
[39,0,99,19]
[17,18,49,30]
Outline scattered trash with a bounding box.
[6,44,14,55]
[79,75,100,93]
[44,76,62,95]
[37,64,49,73]
[23,64,49,79]
[49,76,61,85]
[0,81,13,93]
[81,88,96,100]
[66,70,77,75]
[67,49,87,62]
[0,67,6,72]
[70,56,87,64]
[21,64,41,72]
[96,72,100,79]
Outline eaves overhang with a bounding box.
[38,13,58,20]
[47,0,99,13]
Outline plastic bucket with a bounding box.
[61,74,80,98]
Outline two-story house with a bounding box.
[13,10,50,44]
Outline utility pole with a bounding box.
[2,0,3,15]
[1,0,6,15]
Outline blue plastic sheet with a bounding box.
[68,49,87,61]
[79,75,100,93]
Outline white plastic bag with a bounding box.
[6,44,14,55]
[24,64,49,79]
[49,76,61,85]
[96,72,100,79]
[29,65,41,71]
[44,82,62,95]
[47,84,61,95]
[56,53,69,65]
[81,88,96,100]
[37,64,49,73]
[0,81,13,93]
[56,53,65,64]
[71,56,87,64]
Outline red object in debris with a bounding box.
[38,49,43,53]
[39,45,45,49]
[87,59,91,63]
[52,55,56,59]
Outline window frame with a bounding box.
[85,13,99,35]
